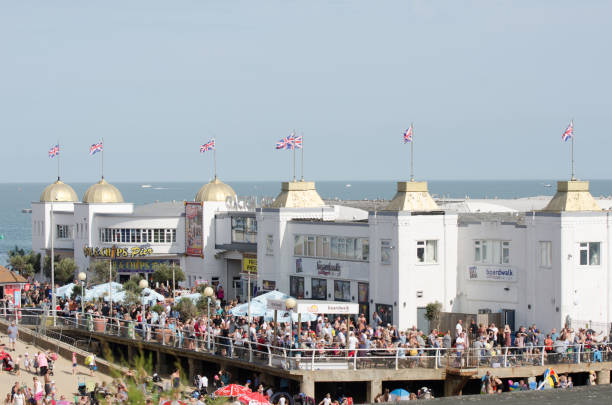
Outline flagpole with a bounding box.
[57,140,60,181]
[301,132,304,181]
[571,120,575,181]
[101,137,105,179]
[293,130,296,182]
[213,139,217,179]
[410,123,414,182]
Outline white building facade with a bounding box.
[32,177,612,332]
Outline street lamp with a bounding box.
[203,286,214,350]
[285,298,297,343]
[50,197,58,327]
[139,279,149,306]
[78,272,86,322]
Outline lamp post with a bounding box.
[203,286,214,350]
[138,279,149,341]
[50,198,57,327]
[78,272,86,323]
[285,297,297,344]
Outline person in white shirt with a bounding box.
[318,393,332,405]
[348,332,358,353]
[455,320,463,338]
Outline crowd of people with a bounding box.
[2,280,612,403]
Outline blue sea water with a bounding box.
[2,179,612,265]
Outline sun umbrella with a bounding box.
[238,392,270,405]
[389,388,410,401]
[214,384,252,397]
[161,401,186,405]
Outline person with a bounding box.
[3,394,10,405]
[12,387,25,405]
[23,353,30,373]
[72,352,77,376]
[455,320,463,338]
[7,322,18,352]
[88,353,96,377]
[14,355,21,376]
[171,369,181,389]
[318,393,332,405]
[37,352,48,377]
[32,377,43,403]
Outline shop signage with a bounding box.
[185,202,204,257]
[316,261,342,276]
[262,280,276,291]
[83,246,153,258]
[267,299,287,311]
[243,255,258,273]
[115,259,174,273]
[468,265,516,282]
[296,301,358,315]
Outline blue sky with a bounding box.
[1,1,610,182]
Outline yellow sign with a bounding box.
[83,246,154,258]
[242,257,257,274]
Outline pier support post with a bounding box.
[367,379,382,403]
[300,376,315,399]
[127,345,134,362]
[188,358,197,384]
[597,370,610,385]
[156,351,162,374]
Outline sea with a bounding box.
[3,179,612,266]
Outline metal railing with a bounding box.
[2,309,612,372]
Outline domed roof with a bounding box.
[195,177,237,203]
[39,179,78,202]
[82,177,124,203]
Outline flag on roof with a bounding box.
[562,120,574,142]
[275,137,291,150]
[48,144,59,158]
[403,125,413,143]
[200,139,215,153]
[90,142,103,155]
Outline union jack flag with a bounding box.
[292,135,303,149]
[48,144,59,158]
[89,141,103,155]
[403,125,413,143]
[275,137,291,150]
[200,139,215,153]
[562,120,574,142]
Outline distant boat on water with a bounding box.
[544,184,552,188]
[21,208,32,213]
[141,184,153,188]
[346,184,352,188]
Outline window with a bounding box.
[290,276,304,299]
[579,242,600,266]
[380,239,392,264]
[294,235,304,255]
[474,240,510,264]
[98,228,176,244]
[293,234,369,261]
[266,234,274,255]
[316,236,330,258]
[334,280,351,302]
[306,236,316,256]
[56,225,71,239]
[539,241,552,268]
[416,240,438,264]
[311,278,327,300]
[231,216,257,243]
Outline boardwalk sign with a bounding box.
[468,265,516,282]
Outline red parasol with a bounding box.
[161,401,186,405]
[214,384,252,397]
[238,391,270,405]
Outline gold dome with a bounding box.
[39,179,78,202]
[195,177,237,203]
[82,177,124,203]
